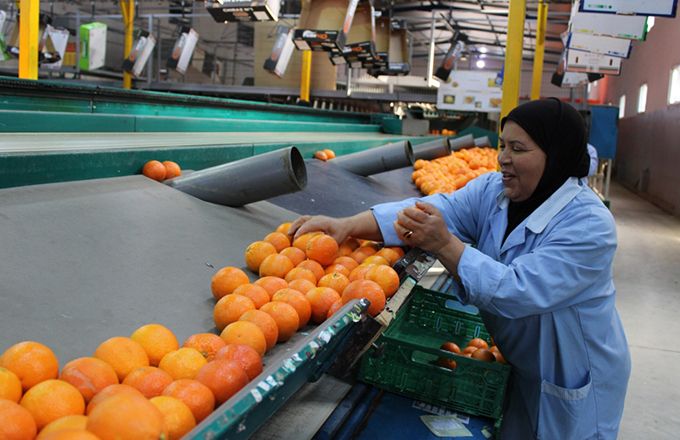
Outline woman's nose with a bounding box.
[498,149,510,164]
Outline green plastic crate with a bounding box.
[359,286,510,422]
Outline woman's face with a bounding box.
[498,121,547,202]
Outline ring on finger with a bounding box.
[403,229,414,239]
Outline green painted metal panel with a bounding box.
[0,145,253,189]
[0,95,94,113]
[134,116,381,133]
[0,110,137,132]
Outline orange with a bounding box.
[324,264,351,278]
[365,265,400,298]
[87,392,165,440]
[142,160,166,181]
[348,264,375,281]
[327,299,344,319]
[318,272,350,295]
[93,337,149,381]
[0,399,37,440]
[130,323,179,367]
[292,232,321,251]
[0,366,23,402]
[162,161,182,179]
[211,266,250,300]
[362,255,389,266]
[376,247,402,265]
[338,237,360,256]
[357,245,378,256]
[182,333,226,362]
[279,246,306,266]
[254,276,288,299]
[232,283,270,309]
[244,241,277,272]
[306,287,342,324]
[195,360,249,404]
[37,415,88,439]
[296,259,325,282]
[275,222,292,235]
[1,341,59,391]
[85,384,143,415]
[387,246,405,259]
[239,309,279,351]
[305,234,339,266]
[342,280,386,317]
[314,150,329,161]
[122,366,174,398]
[162,379,215,423]
[349,249,370,264]
[259,254,295,279]
[260,302,299,342]
[272,289,312,328]
[264,231,290,252]
[220,321,267,356]
[215,344,263,380]
[284,267,317,284]
[287,278,316,295]
[59,357,119,403]
[150,396,196,440]
[39,430,99,440]
[158,348,207,381]
[20,379,85,430]
[323,149,336,159]
[332,256,359,272]
[214,294,256,331]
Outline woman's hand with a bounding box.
[288,215,352,244]
[393,201,456,255]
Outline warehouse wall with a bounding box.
[602,13,680,216]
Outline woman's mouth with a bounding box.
[502,172,516,183]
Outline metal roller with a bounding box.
[167,146,307,207]
[331,140,414,176]
[474,136,492,148]
[447,134,475,151]
[412,138,451,161]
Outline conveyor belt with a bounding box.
[368,166,423,199]
[269,160,409,216]
[0,175,300,362]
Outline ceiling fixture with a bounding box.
[476,60,486,69]
[479,46,488,53]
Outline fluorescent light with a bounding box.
[476,60,486,69]
[479,46,488,53]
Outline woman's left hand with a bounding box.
[393,201,454,255]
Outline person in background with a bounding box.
[588,143,599,176]
[290,98,631,439]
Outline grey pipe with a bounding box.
[447,134,475,151]
[331,140,414,176]
[412,138,451,161]
[167,147,307,207]
[474,136,492,148]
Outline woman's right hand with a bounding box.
[288,215,352,244]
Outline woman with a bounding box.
[290,99,631,439]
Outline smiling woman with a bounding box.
[289,98,631,440]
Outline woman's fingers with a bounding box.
[288,215,312,239]
[415,201,440,217]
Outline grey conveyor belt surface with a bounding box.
[0,176,299,362]
[269,160,409,216]
[368,166,423,199]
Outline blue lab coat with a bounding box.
[372,172,631,439]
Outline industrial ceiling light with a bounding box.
[476,60,486,69]
[479,46,488,53]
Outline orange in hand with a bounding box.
[305,234,339,266]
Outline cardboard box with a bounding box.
[206,0,280,23]
[122,30,156,77]
[167,27,199,75]
[79,22,107,71]
[263,25,295,77]
[341,0,376,64]
[385,20,411,75]
[293,0,359,52]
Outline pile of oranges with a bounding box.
[437,338,507,370]
[411,147,498,195]
[0,222,404,439]
[142,160,182,182]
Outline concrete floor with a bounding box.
[610,182,680,439]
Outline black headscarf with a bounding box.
[500,98,590,241]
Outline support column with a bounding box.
[530,1,548,100]
[120,0,135,89]
[18,0,39,80]
[500,0,527,121]
[300,50,312,103]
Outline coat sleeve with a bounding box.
[371,173,498,245]
[456,206,617,319]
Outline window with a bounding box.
[647,16,655,33]
[638,84,648,113]
[619,95,626,118]
[670,65,680,104]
